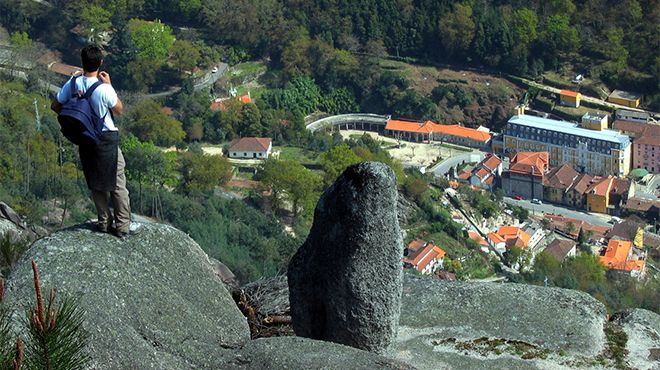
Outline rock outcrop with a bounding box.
[394,275,608,369]
[288,162,404,353]
[3,221,407,369]
[0,202,48,242]
[611,309,660,370]
[4,222,250,369]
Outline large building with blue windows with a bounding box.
[503,115,631,176]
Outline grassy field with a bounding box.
[273,146,319,164]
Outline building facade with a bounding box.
[502,152,548,200]
[228,137,273,159]
[504,115,631,176]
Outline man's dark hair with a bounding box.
[81,45,103,72]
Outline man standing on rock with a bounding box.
[51,45,133,238]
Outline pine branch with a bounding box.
[24,260,90,370]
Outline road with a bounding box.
[503,197,611,227]
[146,62,228,98]
[431,152,484,177]
[518,76,658,117]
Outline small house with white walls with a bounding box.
[228,137,272,159]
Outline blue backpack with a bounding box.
[57,76,106,146]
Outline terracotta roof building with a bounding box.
[469,154,502,190]
[496,226,531,249]
[385,118,491,148]
[598,239,646,276]
[566,173,594,209]
[544,239,577,262]
[559,90,581,108]
[228,137,273,159]
[468,230,489,253]
[502,152,548,200]
[543,164,579,204]
[544,214,611,241]
[585,176,614,213]
[402,240,446,274]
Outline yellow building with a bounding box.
[560,90,581,108]
[504,115,631,177]
[608,90,642,108]
[586,176,614,213]
[580,112,608,131]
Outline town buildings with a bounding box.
[228,137,273,159]
[502,151,548,200]
[503,115,631,176]
[402,240,446,274]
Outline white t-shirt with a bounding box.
[56,75,119,132]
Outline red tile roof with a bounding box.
[210,94,253,111]
[468,230,488,246]
[487,232,506,244]
[403,242,446,272]
[458,171,471,180]
[229,137,272,152]
[599,239,645,271]
[586,176,614,197]
[569,174,595,195]
[48,62,83,76]
[385,120,492,142]
[509,152,549,177]
[407,239,427,253]
[545,239,576,262]
[544,164,579,190]
[497,226,531,248]
[481,155,502,171]
[560,90,580,98]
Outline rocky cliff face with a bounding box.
[2,222,409,369]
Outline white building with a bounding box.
[228,137,272,159]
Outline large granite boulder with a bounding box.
[393,275,609,369]
[4,222,250,369]
[611,308,660,370]
[288,161,404,353]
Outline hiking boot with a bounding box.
[113,222,141,239]
[96,223,111,233]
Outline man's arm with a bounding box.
[111,99,124,116]
[98,71,123,116]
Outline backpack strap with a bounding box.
[83,80,104,99]
[69,76,78,98]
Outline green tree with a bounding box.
[511,8,538,46]
[122,136,177,213]
[439,3,475,57]
[78,5,112,44]
[541,15,579,54]
[126,99,185,147]
[259,159,321,219]
[127,18,175,65]
[170,39,200,73]
[179,152,232,194]
[320,144,361,185]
